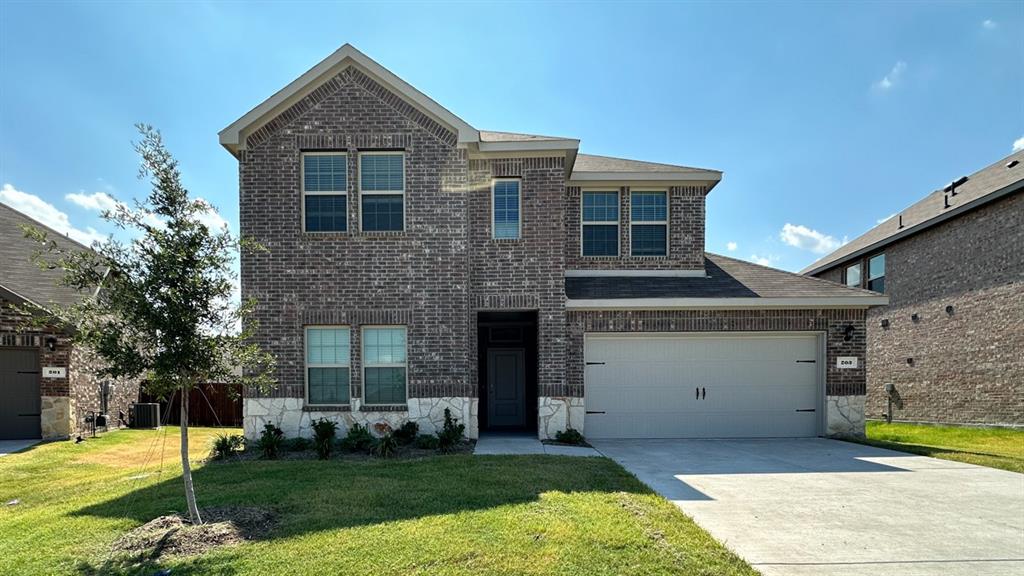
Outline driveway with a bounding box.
[591,438,1024,576]
[0,439,40,457]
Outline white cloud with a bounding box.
[748,253,779,267]
[1013,136,1024,152]
[876,213,896,225]
[726,241,738,252]
[66,191,120,213]
[779,223,845,254]
[194,199,230,232]
[982,19,997,29]
[874,60,907,91]
[1,184,107,246]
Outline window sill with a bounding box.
[489,238,522,243]
[359,404,408,412]
[302,405,351,412]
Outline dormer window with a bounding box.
[630,191,667,257]
[360,152,405,232]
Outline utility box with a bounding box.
[132,403,161,429]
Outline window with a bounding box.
[868,253,885,293]
[630,191,667,256]
[491,179,521,239]
[582,191,619,256]
[360,152,405,232]
[362,326,407,405]
[302,153,347,232]
[845,263,862,288]
[305,327,350,405]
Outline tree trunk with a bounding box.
[180,386,202,525]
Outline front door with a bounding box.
[0,349,42,439]
[487,348,525,428]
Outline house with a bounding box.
[222,44,887,441]
[803,152,1023,427]
[0,203,139,440]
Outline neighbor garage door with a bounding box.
[584,333,821,439]
[0,349,42,440]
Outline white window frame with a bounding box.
[358,151,406,233]
[580,188,620,257]
[629,189,669,257]
[361,325,409,407]
[300,151,348,233]
[491,178,522,240]
[304,325,351,407]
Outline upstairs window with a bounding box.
[305,327,351,405]
[362,326,407,405]
[868,253,885,293]
[360,152,405,232]
[630,191,668,257]
[492,179,521,239]
[845,263,862,288]
[582,191,619,257]
[302,153,347,232]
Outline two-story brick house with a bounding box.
[804,152,1023,427]
[223,44,886,441]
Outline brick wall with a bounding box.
[69,346,139,430]
[1,297,71,397]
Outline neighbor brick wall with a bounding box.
[565,185,707,271]
[567,309,868,398]
[69,346,139,430]
[814,191,1023,426]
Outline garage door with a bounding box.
[584,333,821,439]
[0,349,42,440]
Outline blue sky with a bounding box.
[1,1,1021,272]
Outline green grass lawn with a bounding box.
[0,428,755,576]
[861,420,1024,473]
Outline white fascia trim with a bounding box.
[219,44,479,155]
[477,139,580,153]
[569,170,722,183]
[565,270,706,278]
[566,296,890,310]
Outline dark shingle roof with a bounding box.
[566,253,882,301]
[802,150,1024,275]
[0,203,97,309]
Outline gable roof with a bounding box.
[569,153,722,185]
[566,253,887,309]
[219,44,479,156]
[0,202,98,310]
[802,150,1024,275]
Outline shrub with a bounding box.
[413,434,439,450]
[339,423,376,453]
[284,437,311,452]
[311,418,339,460]
[554,428,586,445]
[374,432,399,458]
[436,408,465,453]
[394,421,419,445]
[211,433,244,459]
[255,423,284,459]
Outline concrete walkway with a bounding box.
[0,439,40,457]
[474,433,600,456]
[591,438,1024,576]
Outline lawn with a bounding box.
[861,420,1024,473]
[0,427,755,576]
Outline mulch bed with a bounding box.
[111,506,275,560]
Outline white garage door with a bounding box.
[584,333,821,439]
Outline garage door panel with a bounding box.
[0,349,42,440]
[585,334,820,439]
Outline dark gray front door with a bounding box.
[487,348,525,427]
[0,349,41,439]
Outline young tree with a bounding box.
[22,125,275,524]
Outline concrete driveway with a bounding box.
[0,439,40,457]
[591,438,1024,576]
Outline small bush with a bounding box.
[394,421,419,445]
[374,432,399,458]
[554,428,586,445]
[339,423,376,453]
[284,437,311,452]
[413,434,439,450]
[256,423,284,459]
[437,408,465,453]
[311,418,339,460]
[211,433,244,459]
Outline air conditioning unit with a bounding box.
[132,403,161,429]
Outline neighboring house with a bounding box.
[0,203,139,440]
[803,152,1023,427]
[222,44,886,442]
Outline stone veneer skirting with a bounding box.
[243,397,478,441]
[40,396,74,440]
[826,395,866,438]
[538,396,584,440]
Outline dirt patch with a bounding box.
[112,506,275,560]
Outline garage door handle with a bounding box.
[18,413,41,417]
[696,387,699,399]
[795,409,816,412]
[702,387,706,400]
[585,411,605,415]
[586,362,605,366]
[795,360,816,364]
[17,371,40,374]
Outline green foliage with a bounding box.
[339,423,376,453]
[554,428,586,446]
[373,432,399,458]
[393,421,419,445]
[256,424,284,460]
[210,433,244,459]
[284,437,311,452]
[436,408,465,453]
[311,418,338,460]
[413,434,440,450]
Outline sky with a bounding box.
[1,1,1021,273]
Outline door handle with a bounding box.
[702,387,706,400]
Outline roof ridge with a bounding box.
[0,200,98,253]
[707,251,882,296]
